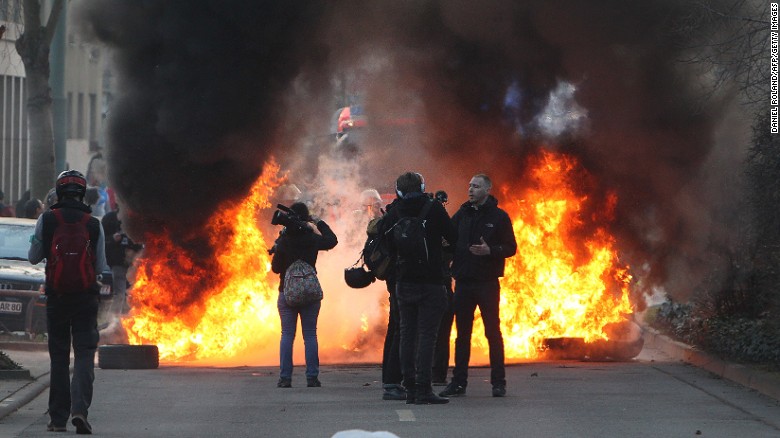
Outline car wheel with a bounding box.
[98,344,159,369]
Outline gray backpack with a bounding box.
[283,259,323,307]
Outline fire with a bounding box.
[123,161,284,362]
[482,150,634,359]
[122,150,635,365]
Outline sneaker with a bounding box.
[71,414,92,435]
[492,384,506,397]
[307,378,321,387]
[439,382,466,397]
[47,423,66,432]
[277,377,292,388]
[382,384,407,401]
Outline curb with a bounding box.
[0,372,49,420]
[642,327,780,401]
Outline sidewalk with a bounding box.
[0,343,49,421]
[0,328,778,422]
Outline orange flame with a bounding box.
[123,160,284,362]
[122,151,635,365]
[489,150,634,359]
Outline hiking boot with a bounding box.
[71,414,92,435]
[492,384,507,397]
[438,382,466,397]
[277,377,292,388]
[47,423,66,432]
[382,384,407,401]
[307,378,321,387]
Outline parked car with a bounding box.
[0,217,112,335]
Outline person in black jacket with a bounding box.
[382,172,457,405]
[29,170,108,434]
[102,207,142,317]
[440,173,517,399]
[271,202,337,388]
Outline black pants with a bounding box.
[381,280,403,385]
[396,282,447,389]
[46,294,99,427]
[431,280,454,382]
[452,279,506,387]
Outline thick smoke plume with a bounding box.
[75,0,749,303]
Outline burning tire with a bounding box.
[98,344,159,369]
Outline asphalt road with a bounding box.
[1,345,779,438]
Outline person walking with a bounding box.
[28,170,108,434]
[440,173,517,398]
[271,202,337,388]
[382,172,457,404]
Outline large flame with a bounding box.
[122,151,635,364]
[123,161,284,362]
[489,150,634,359]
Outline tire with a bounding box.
[98,344,159,369]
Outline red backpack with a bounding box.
[47,209,96,294]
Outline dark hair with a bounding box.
[396,172,424,196]
[24,198,42,219]
[289,202,311,221]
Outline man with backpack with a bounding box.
[439,173,517,399]
[381,171,457,405]
[29,170,108,434]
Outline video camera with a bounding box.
[427,190,448,204]
[271,204,310,233]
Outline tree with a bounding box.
[14,0,65,201]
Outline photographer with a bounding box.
[270,202,337,388]
[102,207,142,317]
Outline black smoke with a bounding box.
[75,0,747,302]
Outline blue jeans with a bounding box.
[46,294,100,426]
[277,294,321,380]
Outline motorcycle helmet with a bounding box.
[55,170,87,199]
[344,266,376,289]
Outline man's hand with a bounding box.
[469,237,491,256]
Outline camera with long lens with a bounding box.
[270,204,310,233]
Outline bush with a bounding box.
[0,350,22,371]
[653,301,780,370]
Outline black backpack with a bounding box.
[391,200,433,277]
[363,216,392,280]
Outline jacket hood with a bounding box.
[396,192,430,216]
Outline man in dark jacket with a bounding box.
[29,170,108,434]
[440,173,517,398]
[382,172,457,404]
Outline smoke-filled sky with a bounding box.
[74,0,752,302]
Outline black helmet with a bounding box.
[344,266,376,289]
[55,170,87,199]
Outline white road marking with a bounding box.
[396,409,416,422]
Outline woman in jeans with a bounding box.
[270,202,337,387]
